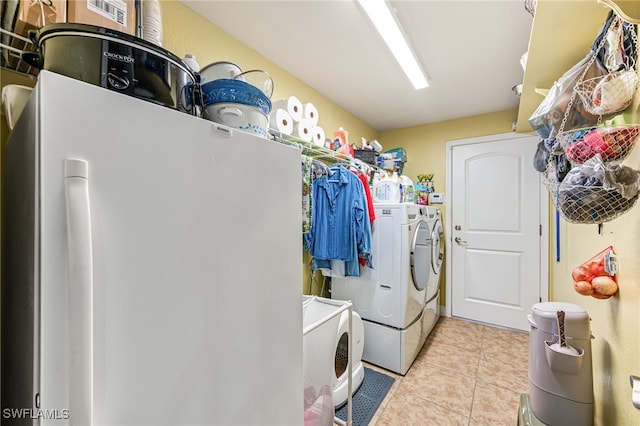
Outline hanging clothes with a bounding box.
[352,169,375,267]
[302,156,314,234]
[304,164,372,277]
[353,169,375,224]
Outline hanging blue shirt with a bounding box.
[304,165,372,276]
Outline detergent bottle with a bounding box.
[373,172,401,203]
[400,175,415,203]
[393,172,403,203]
[371,172,382,197]
[333,127,348,151]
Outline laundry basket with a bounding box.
[302,296,348,426]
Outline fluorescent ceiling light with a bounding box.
[357,0,429,90]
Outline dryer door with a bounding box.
[410,220,431,291]
[431,219,444,274]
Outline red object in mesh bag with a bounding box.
[565,126,640,164]
[571,246,618,299]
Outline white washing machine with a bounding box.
[421,206,443,343]
[331,203,432,375]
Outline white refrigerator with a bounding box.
[1,71,303,425]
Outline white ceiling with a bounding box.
[181,0,534,131]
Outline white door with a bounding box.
[447,133,546,332]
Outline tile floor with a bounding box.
[365,316,530,426]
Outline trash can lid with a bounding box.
[533,301,586,315]
[531,302,591,337]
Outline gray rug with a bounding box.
[335,367,395,426]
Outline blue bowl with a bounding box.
[200,79,271,115]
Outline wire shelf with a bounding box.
[270,130,352,164]
[0,28,39,78]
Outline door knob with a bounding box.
[454,237,468,245]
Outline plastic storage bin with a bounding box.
[354,149,378,165]
[384,147,407,162]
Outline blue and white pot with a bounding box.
[200,78,272,137]
[200,79,271,115]
[203,102,269,138]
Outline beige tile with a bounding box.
[373,392,469,426]
[470,381,521,426]
[398,363,476,416]
[415,336,481,377]
[364,318,530,424]
[477,351,529,394]
[481,326,530,363]
[429,317,486,352]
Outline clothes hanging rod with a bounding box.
[269,130,389,175]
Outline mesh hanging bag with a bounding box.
[575,13,639,116]
[541,13,640,224]
[553,155,640,224]
[560,125,640,164]
[575,70,638,116]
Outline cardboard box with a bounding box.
[5,0,64,69]
[67,0,134,35]
[12,0,67,37]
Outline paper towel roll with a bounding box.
[269,108,293,135]
[311,126,325,147]
[272,96,303,122]
[292,119,313,142]
[303,102,319,126]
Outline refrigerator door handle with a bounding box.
[64,159,93,425]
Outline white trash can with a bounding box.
[528,302,594,426]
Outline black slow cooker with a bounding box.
[23,23,198,115]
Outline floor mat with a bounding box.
[335,367,395,426]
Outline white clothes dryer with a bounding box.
[421,206,443,342]
[331,203,432,375]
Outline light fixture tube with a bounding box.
[357,0,429,89]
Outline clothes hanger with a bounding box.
[312,159,329,179]
[327,163,346,181]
